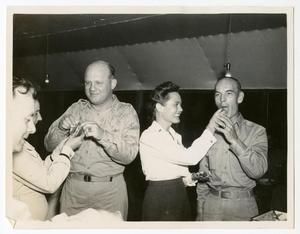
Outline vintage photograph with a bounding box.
[5,5,294,230]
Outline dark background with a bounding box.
[28,88,287,221]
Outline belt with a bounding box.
[210,188,254,199]
[69,173,121,182]
[148,177,182,186]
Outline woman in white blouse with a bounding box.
[139,81,220,221]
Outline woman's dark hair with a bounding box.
[149,81,180,121]
[13,76,37,99]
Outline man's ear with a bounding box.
[111,78,117,90]
[238,91,244,104]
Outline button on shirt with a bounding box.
[197,114,268,200]
[139,121,216,181]
[44,95,140,177]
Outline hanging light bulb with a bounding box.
[44,34,50,85]
[224,62,232,77]
[45,73,50,84]
[223,15,233,78]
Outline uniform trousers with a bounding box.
[60,173,128,220]
[142,178,191,221]
[198,190,258,221]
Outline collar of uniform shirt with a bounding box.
[231,113,244,128]
[87,94,118,113]
[152,121,179,143]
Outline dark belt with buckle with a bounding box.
[210,188,254,199]
[70,173,120,182]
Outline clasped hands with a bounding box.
[59,115,104,149]
[207,109,238,144]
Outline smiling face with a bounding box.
[156,92,183,129]
[12,90,36,153]
[214,78,244,119]
[84,62,117,107]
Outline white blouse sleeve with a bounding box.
[140,129,216,166]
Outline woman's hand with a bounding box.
[206,109,224,134]
[182,173,197,187]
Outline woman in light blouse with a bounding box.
[139,81,220,221]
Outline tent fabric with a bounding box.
[13,27,286,91]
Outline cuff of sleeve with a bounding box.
[58,124,70,133]
[203,129,217,145]
[60,145,75,159]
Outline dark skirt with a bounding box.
[142,178,191,221]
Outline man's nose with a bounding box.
[89,83,96,90]
[178,105,183,112]
[220,94,226,102]
[28,120,36,135]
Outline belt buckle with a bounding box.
[84,175,91,182]
[221,191,231,199]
